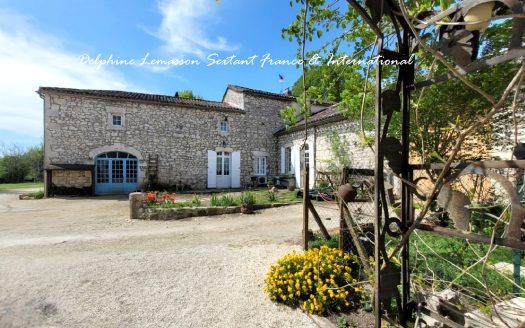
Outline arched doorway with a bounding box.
[95,151,139,195]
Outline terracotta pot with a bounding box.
[338,183,357,203]
[241,205,254,214]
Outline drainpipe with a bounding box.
[37,90,48,197]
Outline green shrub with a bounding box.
[219,194,237,206]
[239,192,256,206]
[191,194,201,206]
[318,180,333,192]
[211,193,237,207]
[468,203,507,236]
[308,235,340,249]
[150,201,194,208]
[264,246,363,315]
[210,194,219,206]
[27,190,44,199]
[267,191,277,202]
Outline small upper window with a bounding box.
[112,115,122,127]
[220,121,229,133]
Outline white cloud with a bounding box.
[0,10,132,142]
[152,0,239,58]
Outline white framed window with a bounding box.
[220,121,229,133]
[285,147,292,173]
[216,151,230,176]
[112,115,122,127]
[254,156,267,176]
[304,144,310,169]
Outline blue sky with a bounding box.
[0,0,343,149]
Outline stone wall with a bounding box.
[43,89,291,191]
[314,121,374,170]
[277,118,374,186]
[51,170,92,188]
[492,97,525,159]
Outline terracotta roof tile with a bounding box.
[38,87,243,112]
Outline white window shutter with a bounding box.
[231,151,241,188]
[207,150,217,188]
[292,144,301,188]
[280,147,285,174]
[308,141,315,189]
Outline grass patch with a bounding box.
[0,182,44,190]
[253,189,298,205]
[409,231,525,303]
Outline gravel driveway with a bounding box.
[0,190,339,328]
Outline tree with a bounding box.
[0,145,29,183]
[283,1,518,162]
[0,143,43,183]
[24,144,44,181]
[175,90,203,100]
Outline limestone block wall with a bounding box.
[314,121,374,170]
[43,89,291,191]
[241,94,290,182]
[276,119,374,186]
[492,100,525,159]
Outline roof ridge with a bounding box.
[227,84,295,100]
[37,87,242,112]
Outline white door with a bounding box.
[216,151,231,188]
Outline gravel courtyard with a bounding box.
[0,189,340,328]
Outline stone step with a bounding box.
[465,297,525,328]
[492,262,525,277]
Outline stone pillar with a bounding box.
[130,192,146,220]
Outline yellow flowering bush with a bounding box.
[263,246,363,315]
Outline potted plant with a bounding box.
[239,192,256,214]
[282,175,296,191]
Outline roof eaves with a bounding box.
[38,87,245,113]
[274,112,346,136]
[227,84,296,101]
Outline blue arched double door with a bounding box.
[95,152,139,195]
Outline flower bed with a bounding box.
[129,192,299,220]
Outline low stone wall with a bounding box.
[129,192,297,220]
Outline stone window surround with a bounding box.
[252,150,269,176]
[217,116,230,136]
[107,107,126,130]
[88,145,143,161]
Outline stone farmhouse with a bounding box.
[38,85,372,196]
